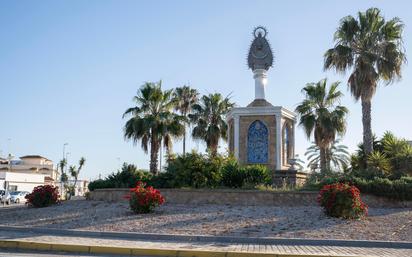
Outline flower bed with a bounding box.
[25,185,60,208]
[318,183,368,219]
[125,182,165,214]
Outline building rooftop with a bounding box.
[20,155,52,161]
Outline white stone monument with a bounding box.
[226,27,307,186]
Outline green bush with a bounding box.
[305,172,412,201]
[165,152,224,188]
[88,163,152,191]
[88,153,272,190]
[221,161,271,188]
[243,165,271,186]
[221,159,245,188]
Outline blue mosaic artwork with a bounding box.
[247,120,268,163]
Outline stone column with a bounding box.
[292,121,296,157]
[234,114,240,159]
[253,69,267,100]
[275,114,282,170]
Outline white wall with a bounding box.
[1,171,46,192]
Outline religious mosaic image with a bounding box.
[247,120,268,163]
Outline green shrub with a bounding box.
[165,152,224,188]
[305,172,412,201]
[88,163,152,191]
[221,161,271,189]
[221,159,245,188]
[318,183,368,219]
[88,179,114,191]
[243,165,271,186]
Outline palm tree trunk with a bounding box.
[361,99,373,156]
[73,176,78,197]
[150,135,159,175]
[183,127,186,156]
[210,142,218,156]
[320,147,327,174]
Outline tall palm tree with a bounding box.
[173,86,199,155]
[324,7,406,156]
[189,93,234,156]
[296,79,348,173]
[123,81,184,174]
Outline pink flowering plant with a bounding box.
[25,185,60,208]
[125,181,165,214]
[318,183,368,219]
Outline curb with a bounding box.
[0,239,364,257]
[0,226,411,249]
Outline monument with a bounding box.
[226,27,307,186]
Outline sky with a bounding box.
[0,0,411,180]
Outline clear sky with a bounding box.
[1,0,411,180]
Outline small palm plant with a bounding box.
[305,139,350,172]
[68,157,85,197]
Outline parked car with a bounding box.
[10,191,29,204]
[1,191,11,205]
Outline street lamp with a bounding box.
[62,143,68,161]
[5,154,14,193]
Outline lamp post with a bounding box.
[62,143,68,161]
[5,154,14,193]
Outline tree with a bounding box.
[123,81,184,174]
[68,157,85,197]
[305,139,350,172]
[189,93,234,156]
[173,86,199,155]
[59,159,68,193]
[296,79,348,173]
[324,7,406,156]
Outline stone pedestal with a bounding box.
[272,170,308,187]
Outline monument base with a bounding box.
[272,170,308,187]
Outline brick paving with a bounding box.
[0,231,411,256]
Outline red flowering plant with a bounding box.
[25,185,60,208]
[318,183,368,219]
[125,181,165,214]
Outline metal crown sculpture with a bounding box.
[247,26,273,71]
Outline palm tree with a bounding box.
[189,93,234,156]
[296,79,348,173]
[305,139,350,172]
[324,8,406,156]
[69,157,85,197]
[173,86,199,155]
[59,159,68,194]
[123,81,184,174]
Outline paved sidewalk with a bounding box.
[0,228,411,257]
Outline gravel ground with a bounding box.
[0,200,411,242]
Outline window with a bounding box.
[247,120,268,163]
[283,123,293,165]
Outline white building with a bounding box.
[67,179,89,196]
[0,155,60,192]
